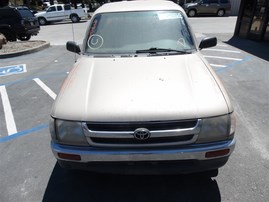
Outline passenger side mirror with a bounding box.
[66,41,81,54]
[199,37,217,50]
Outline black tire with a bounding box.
[217,9,225,17]
[200,169,219,177]
[188,9,196,17]
[18,34,31,41]
[38,17,47,25]
[70,14,79,23]
[0,29,16,41]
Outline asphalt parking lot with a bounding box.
[1,19,269,201]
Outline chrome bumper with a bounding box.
[51,138,235,163]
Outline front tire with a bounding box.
[18,34,31,41]
[70,14,80,23]
[217,9,225,17]
[38,17,47,25]
[200,169,219,177]
[188,9,196,17]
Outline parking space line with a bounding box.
[204,55,243,61]
[0,85,17,135]
[33,78,56,100]
[203,49,241,53]
[210,64,227,68]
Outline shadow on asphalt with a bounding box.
[225,37,269,62]
[42,163,221,202]
[43,20,88,26]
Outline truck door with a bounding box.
[197,0,210,14]
[55,5,65,20]
[46,6,58,21]
[208,0,220,14]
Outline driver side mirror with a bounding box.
[66,41,81,54]
[199,37,217,50]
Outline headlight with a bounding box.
[50,118,89,146]
[229,112,236,136]
[196,113,235,143]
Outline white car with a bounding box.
[50,0,236,176]
[35,4,87,25]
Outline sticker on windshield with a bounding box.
[88,34,104,49]
[157,13,182,20]
[89,19,98,37]
[177,38,186,47]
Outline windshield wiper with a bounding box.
[135,48,192,54]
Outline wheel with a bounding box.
[188,9,196,17]
[18,34,31,41]
[0,29,16,41]
[199,169,219,178]
[217,9,225,17]
[38,17,47,25]
[70,14,79,23]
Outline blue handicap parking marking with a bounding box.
[0,64,27,77]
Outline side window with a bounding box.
[209,0,219,3]
[57,6,63,11]
[202,0,209,4]
[47,6,56,12]
[64,5,71,10]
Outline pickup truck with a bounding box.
[35,4,87,25]
[50,1,236,176]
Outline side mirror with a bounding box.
[66,41,81,54]
[199,37,217,50]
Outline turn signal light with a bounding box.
[205,149,230,158]
[58,153,81,161]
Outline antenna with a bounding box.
[71,20,77,62]
[69,0,77,62]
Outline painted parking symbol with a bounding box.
[0,64,27,77]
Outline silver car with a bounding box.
[184,0,231,17]
[50,0,236,176]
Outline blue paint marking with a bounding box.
[0,71,67,87]
[0,124,49,143]
[0,64,26,77]
[216,56,253,73]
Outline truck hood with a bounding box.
[35,12,46,17]
[52,53,229,122]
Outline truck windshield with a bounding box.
[85,11,195,55]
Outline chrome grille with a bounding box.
[82,119,202,148]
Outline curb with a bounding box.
[0,41,50,59]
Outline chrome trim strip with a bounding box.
[82,119,202,147]
[51,138,236,162]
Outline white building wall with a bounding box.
[230,0,241,16]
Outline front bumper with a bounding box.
[17,27,40,36]
[51,138,235,174]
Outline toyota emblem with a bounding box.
[133,128,151,140]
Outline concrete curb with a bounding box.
[0,41,50,59]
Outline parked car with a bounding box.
[35,4,88,25]
[50,0,236,176]
[183,0,231,17]
[0,6,40,41]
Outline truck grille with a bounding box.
[82,119,202,148]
